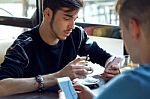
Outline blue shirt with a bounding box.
[96,64,150,99]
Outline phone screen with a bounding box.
[57,77,78,99]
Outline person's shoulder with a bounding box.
[122,66,149,80]
[97,67,150,99]
[20,25,39,39]
[12,26,39,48]
[108,67,147,86]
[104,70,137,87]
[96,72,137,98]
[127,65,150,83]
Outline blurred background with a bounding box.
[0,0,118,39]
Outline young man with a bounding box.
[72,0,150,99]
[0,0,119,96]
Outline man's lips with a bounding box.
[64,30,72,36]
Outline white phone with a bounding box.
[105,57,122,70]
[57,77,78,99]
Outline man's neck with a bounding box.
[39,23,59,45]
[140,42,150,64]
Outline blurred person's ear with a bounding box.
[129,18,140,40]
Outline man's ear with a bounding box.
[129,18,141,39]
[43,8,52,20]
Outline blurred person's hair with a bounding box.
[115,0,150,38]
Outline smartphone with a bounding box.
[105,57,122,70]
[57,77,78,99]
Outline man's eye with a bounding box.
[64,17,70,20]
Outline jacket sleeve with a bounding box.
[78,27,112,67]
[0,40,29,80]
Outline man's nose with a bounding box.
[69,20,75,29]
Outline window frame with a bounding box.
[0,0,42,28]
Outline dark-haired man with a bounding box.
[0,0,119,96]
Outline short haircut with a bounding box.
[43,0,83,13]
[115,0,150,37]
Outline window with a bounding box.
[0,0,36,18]
[0,0,41,39]
[77,0,119,25]
[0,0,118,40]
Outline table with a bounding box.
[0,91,58,99]
[0,85,102,99]
[0,81,104,99]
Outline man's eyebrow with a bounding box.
[64,14,73,18]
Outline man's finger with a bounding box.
[72,57,86,64]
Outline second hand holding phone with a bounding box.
[105,57,122,70]
[57,77,78,99]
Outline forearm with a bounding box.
[0,78,37,97]
[0,72,60,97]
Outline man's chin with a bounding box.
[59,36,67,40]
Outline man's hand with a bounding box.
[101,66,120,81]
[74,84,94,99]
[58,84,94,99]
[56,56,91,80]
[58,90,66,99]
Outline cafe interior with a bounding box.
[0,0,136,98]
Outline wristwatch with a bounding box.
[35,75,44,92]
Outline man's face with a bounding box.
[50,8,79,40]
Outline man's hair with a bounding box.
[43,0,83,13]
[115,0,150,37]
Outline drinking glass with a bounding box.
[119,55,139,72]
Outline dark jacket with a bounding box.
[0,25,111,79]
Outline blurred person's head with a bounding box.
[41,0,83,40]
[116,0,150,64]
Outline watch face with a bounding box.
[36,75,43,82]
[35,75,44,92]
